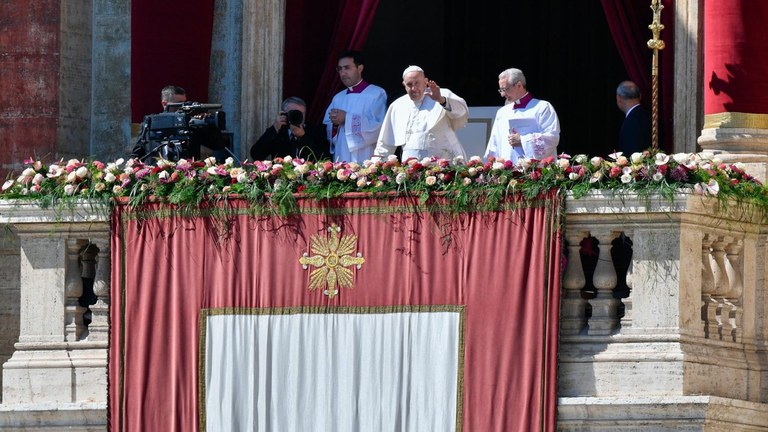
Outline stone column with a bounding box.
[89,0,132,160]
[673,0,704,154]
[240,0,285,161]
[698,1,768,180]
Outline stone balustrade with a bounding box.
[558,191,768,430]
[0,194,766,431]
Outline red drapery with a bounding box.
[130,1,215,123]
[284,0,380,125]
[703,0,768,115]
[601,0,674,151]
[109,193,562,431]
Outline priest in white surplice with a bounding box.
[484,68,560,163]
[324,51,387,163]
[374,66,468,161]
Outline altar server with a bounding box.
[324,50,388,163]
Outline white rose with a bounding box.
[47,165,63,178]
[63,184,76,196]
[654,153,670,166]
[32,173,45,185]
[395,172,406,185]
[620,173,633,184]
[569,172,580,180]
[425,175,437,186]
[672,153,690,164]
[158,171,169,180]
[573,154,588,164]
[75,166,89,179]
[590,156,604,167]
[630,152,644,164]
[652,172,664,182]
[557,158,570,170]
[492,161,504,171]
[104,172,116,183]
[66,171,77,182]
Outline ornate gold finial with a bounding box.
[647,0,666,76]
[299,224,365,299]
[647,0,665,150]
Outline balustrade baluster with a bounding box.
[701,234,716,338]
[724,239,743,342]
[561,231,589,335]
[89,237,110,342]
[620,231,634,331]
[709,237,732,339]
[64,238,86,341]
[587,230,620,336]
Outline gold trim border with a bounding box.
[703,112,768,129]
[198,305,466,431]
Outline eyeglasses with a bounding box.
[497,81,520,94]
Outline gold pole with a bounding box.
[647,0,665,151]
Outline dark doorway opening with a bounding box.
[363,1,628,157]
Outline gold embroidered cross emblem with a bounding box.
[299,224,365,298]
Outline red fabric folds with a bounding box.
[299,0,380,125]
[109,192,563,431]
[703,0,768,115]
[600,0,674,151]
[130,0,215,123]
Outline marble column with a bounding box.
[698,0,768,180]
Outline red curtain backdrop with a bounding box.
[601,0,674,151]
[109,193,563,431]
[130,1,215,122]
[284,0,380,125]
[703,0,768,115]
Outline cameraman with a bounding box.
[250,97,330,161]
[131,85,226,162]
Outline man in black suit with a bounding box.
[250,97,330,161]
[616,81,652,155]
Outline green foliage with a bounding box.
[3,152,768,221]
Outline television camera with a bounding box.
[135,102,231,163]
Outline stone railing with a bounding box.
[0,194,766,431]
[0,201,110,430]
[558,191,768,430]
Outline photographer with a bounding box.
[131,85,227,162]
[250,97,330,161]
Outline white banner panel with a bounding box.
[203,309,461,432]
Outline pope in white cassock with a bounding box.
[374,65,468,161]
[324,51,387,163]
[484,68,560,163]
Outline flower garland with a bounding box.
[2,151,767,217]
